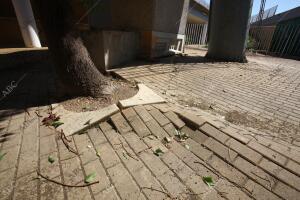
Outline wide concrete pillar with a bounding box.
[206,0,253,62]
[12,0,41,48]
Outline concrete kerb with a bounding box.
[49,84,166,136]
[118,84,166,108]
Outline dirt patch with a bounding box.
[61,78,137,112]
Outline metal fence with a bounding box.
[185,23,208,47]
[249,21,300,58]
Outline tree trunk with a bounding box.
[35,0,113,97]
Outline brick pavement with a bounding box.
[0,102,299,200]
[113,49,300,146]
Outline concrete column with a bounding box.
[12,0,42,48]
[206,0,253,62]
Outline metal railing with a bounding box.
[249,23,300,57]
[185,23,208,48]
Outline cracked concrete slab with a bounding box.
[119,84,166,108]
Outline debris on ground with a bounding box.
[0,151,6,161]
[42,112,64,128]
[154,148,164,156]
[84,172,96,183]
[174,129,189,142]
[203,176,214,187]
[48,156,55,164]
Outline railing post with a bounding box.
[12,0,42,48]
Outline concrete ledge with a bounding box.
[53,104,119,136]
[118,84,166,108]
[0,48,49,71]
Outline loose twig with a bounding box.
[118,139,139,161]
[142,187,172,198]
[37,171,99,187]
[35,111,42,118]
[60,131,79,155]
[61,130,72,142]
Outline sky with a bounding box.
[201,0,300,15]
[251,0,300,15]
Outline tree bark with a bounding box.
[35,0,113,97]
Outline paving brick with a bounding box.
[142,135,168,153]
[83,159,110,194]
[40,152,60,178]
[87,127,107,145]
[73,133,94,154]
[182,126,209,144]
[268,141,300,164]
[13,172,38,200]
[161,151,194,182]
[39,125,56,138]
[40,134,57,156]
[203,138,238,162]
[163,123,177,136]
[176,111,206,128]
[123,132,148,153]
[200,123,230,143]
[94,187,120,200]
[149,108,170,126]
[0,167,15,198]
[244,179,281,200]
[259,158,300,190]
[208,155,247,185]
[122,108,151,137]
[102,129,126,148]
[134,105,153,123]
[139,150,170,176]
[2,132,22,150]
[185,138,213,161]
[202,190,226,200]
[57,138,78,161]
[164,111,185,129]
[234,156,276,190]
[152,103,171,113]
[40,176,64,200]
[99,121,113,132]
[145,119,169,138]
[61,157,92,200]
[79,147,98,165]
[0,145,19,172]
[95,142,120,169]
[110,112,132,134]
[226,138,263,164]
[286,159,300,176]
[116,147,144,172]
[221,126,251,144]
[248,141,288,166]
[168,141,218,181]
[158,171,189,199]
[131,166,169,200]
[107,163,146,200]
[17,150,38,178]
[273,181,300,200]
[215,179,252,200]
